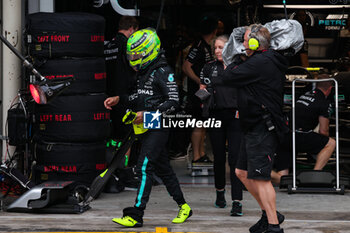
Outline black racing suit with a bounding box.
[119,54,186,221]
[200,60,243,200]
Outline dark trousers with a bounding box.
[209,109,243,201]
[134,129,185,210]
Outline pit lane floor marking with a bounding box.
[4,227,203,233]
[2,215,350,224]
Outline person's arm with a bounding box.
[182,59,201,85]
[300,40,309,67]
[155,71,180,114]
[199,63,212,89]
[200,84,207,90]
[318,116,330,137]
[133,111,145,124]
[300,53,309,68]
[104,93,136,110]
[104,96,120,110]
[117,83,138,109]
[221,57,260,87]
[182,44,203,85]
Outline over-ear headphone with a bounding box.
[248,25,262,51]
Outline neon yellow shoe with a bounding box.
[172,203,192,224]
[112,216,142,227]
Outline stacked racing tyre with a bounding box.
[26,12,109,188]
[33,141,106,187]
[26,12,104,58]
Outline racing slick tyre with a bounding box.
[33,94,110,142]
[26,12,105,58]
[34,57,106,95]
[33,141,106,187]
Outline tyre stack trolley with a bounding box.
[7,13,109,213]
[280,78,350,194]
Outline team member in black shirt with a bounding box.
[199,35,243,216]
[273,74,336,183]
[182,17,217,163]
[104,16,139,141]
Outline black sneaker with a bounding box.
[230,201,243,216]
[249,211,285,233]
[266,225,284,233]
[191,158,202,164]
[215,190,226,208]
[198,155,212,163]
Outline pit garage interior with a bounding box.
[1,0,350,232]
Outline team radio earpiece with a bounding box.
[248,25,262,51]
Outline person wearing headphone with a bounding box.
[221,24,289,233]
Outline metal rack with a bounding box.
[287,78,343,193]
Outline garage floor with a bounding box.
[1,158,350,233]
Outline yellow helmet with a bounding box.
[126,28,161,71]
